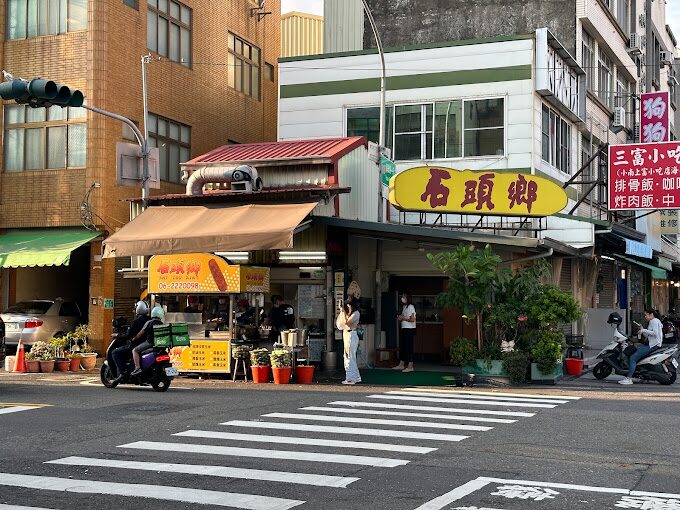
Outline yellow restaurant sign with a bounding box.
[169,341,231,373]
[388,167,568,217]
[148,253,270,294]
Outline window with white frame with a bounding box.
[147,0,192,67]
[4,104,86,172]
[147,113,190,183]
[6,0,87,39]
[347,98,504,161]
[598,48,613,109]
[582,31,595,92]
[616,0,630,31]
[541,104,571,174]
[616,71,634,128]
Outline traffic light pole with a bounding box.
[82,104,150,208]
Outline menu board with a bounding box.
[169,340,231,373]
[297,285,325,319]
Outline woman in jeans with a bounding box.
[619,307,663,385]
[336,299,361,385]
[393,293,417,372]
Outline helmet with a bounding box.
[607,312,623,326]
[150,306,165,320]
[135,301,149,316]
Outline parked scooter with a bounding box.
[100,316,176,392]
[661,314,678,344]
[592,312,678,385]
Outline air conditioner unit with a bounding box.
[660,50,673,66]
[628,33,642,55]
[613,107,626,128]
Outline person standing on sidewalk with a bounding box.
[619,308,663,385]
[336,299,361,385]
[393,293,417,373]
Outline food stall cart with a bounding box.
[148,253,270,374]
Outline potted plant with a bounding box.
[67,352,82,372]
[39,351,55,373]
[530,331,565,384]
[74,325,97,370]
[50,337,71,371]
[502,350,530,385]
[294,363,315,384]
[250,348,270,383]
[270,349,292,384]
[25,351,40,373]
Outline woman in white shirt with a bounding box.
[336,299,361,385]
[393,293,417,373]
[619,308,663,385]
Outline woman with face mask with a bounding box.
[393,293,416,372]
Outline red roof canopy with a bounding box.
[185,137,367,166]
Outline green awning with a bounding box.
[613,254,667,280]
[0,229,101,268]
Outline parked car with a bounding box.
[1,299,82,348]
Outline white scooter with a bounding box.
[592,312,678,385]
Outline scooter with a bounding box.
[592,313,679,385]
[100,317,177,392]
[661,315,678,344]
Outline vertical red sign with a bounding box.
[640,91,670,143]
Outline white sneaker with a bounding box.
[618,377,633,385]
[402,367,414,373]
[341,380,356,385]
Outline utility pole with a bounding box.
[141,54,152,207]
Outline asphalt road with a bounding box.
[0,380,678,510]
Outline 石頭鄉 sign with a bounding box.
[388,167,568,217]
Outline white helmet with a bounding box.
[150,306,165,320]
[135,301,149,315]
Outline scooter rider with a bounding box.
[112,301,149,382]
[619,308,663,385]
[130,306,165,377]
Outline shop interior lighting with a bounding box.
[279,251,327,262]
[600,255,615,261]
[299,266,324,271]
[215,251,249,262]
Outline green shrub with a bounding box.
[529,286,581,329]
[449,338,477,367]
[250,348,270,366]
[531,331,564,374]
[270,349,291,368]
[502,351,530,384]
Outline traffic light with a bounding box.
[0,78,83,108]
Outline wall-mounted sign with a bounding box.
[608,141,680,210]
[388,167,568,217]
[149,253,270,294]
[380,156,396,187]
[659,210,680,234]
[640,91,670,143]
[103,299,115,310]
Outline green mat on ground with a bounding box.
[358,369,459,386]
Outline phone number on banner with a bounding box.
[156,282,200,291]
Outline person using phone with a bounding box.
[393,293,417,373]
[619,308,662,385]
[336,298,361,385]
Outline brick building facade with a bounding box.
[0,0,280,351]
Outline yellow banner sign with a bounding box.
[149,253,270,294]
[169,341,231,373]
[388,167,568,217]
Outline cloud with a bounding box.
[668,0,680,45]
[281,0,323,16]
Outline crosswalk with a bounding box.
[0,402,48,415]
[0,386,581,509]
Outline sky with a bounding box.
[281,0,680,49]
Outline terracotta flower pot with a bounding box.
[39,360,55,373]
[294,365,315,384]
[80,354,97,370]
[69,357,81,371]
[55,359,70,372]
[251,365,271,383]
[26,359,40,373]
[271,367,292,384]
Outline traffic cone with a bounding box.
[13,338,27,373]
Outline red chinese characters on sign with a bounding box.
[608,141,680,210]
[507,174,538,213]
[640,92,670,143]
[420,168,452,208]
[461,173,496,210]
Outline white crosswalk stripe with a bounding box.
[47,456,360,488]
[119,440,411,467]
[223,419,470,441]
[300,405,517,423]
[0,386,581,509]
[369,393,557,408]
[0,472,305,510]
[175,429,437,453]
[0,405,45,415]
[327,400,535,417]
[262,412,493,431]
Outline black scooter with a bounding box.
[100,317,176,392]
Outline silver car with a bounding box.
[2,299,82,347]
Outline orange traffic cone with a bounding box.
[13,338,27,373]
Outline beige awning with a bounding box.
[103,202,318,258]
